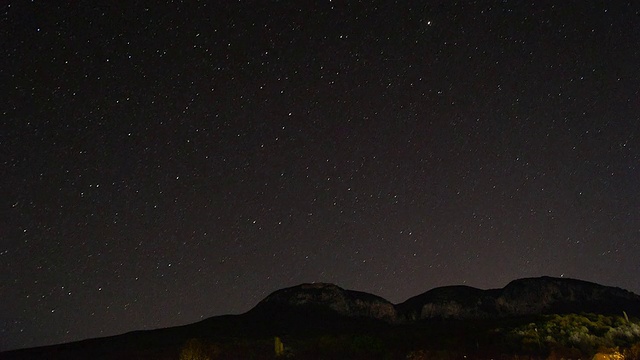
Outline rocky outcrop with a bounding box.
[248,277,640,324]
[396,277,640,321]
[496,276,640,316]
[250,277,640,323]
[250,283,397,323]
[395,285,501,321]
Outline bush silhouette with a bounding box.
[179,338,221,360]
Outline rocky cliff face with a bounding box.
[251,277,640,324]
[396,277,640,321]
[495,277,639,315]
[395,285,501,321]
[251,283,397,323]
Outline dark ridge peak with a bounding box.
[500,276,638,300]
[258,282,390,304]
[396,285,487,311]
[249,282,396,323]
[504,276,601,288]
[396,276,640,321]
[255,282,345,306]
[298,282,341,289]
[395,284,500,322]
[498,276,640,310]
[262,282,344,296]
[269,282,343,293]
[412,284,486,298]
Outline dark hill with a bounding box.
[396,285,502,321]
[397,276,640,321]
[248,282,397,323]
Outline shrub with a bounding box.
[179,338,221,360]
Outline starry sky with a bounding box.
[2,0,639,352]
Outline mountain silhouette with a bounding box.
[396,276,640,321]
[249,282,397,322]
[2,276,639,359]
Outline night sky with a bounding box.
[2,0,639,351]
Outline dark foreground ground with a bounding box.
[2,312,640,360]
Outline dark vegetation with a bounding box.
[174,313,640,359]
